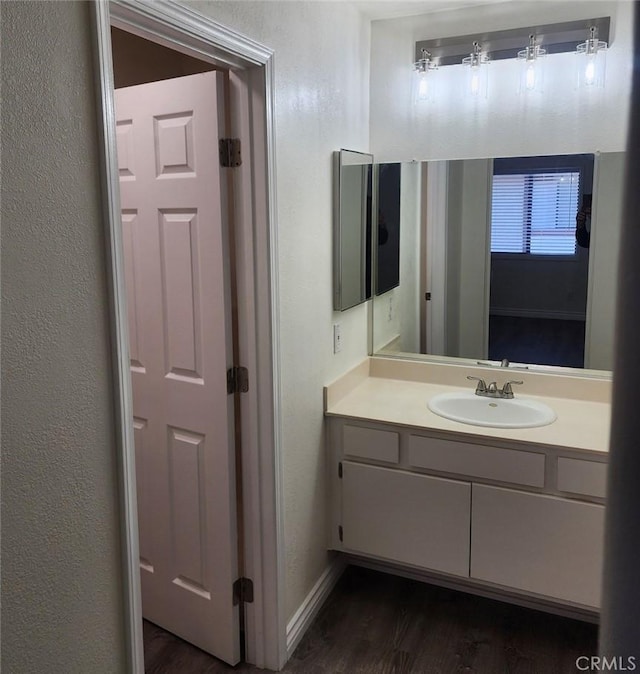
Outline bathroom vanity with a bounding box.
[325,357,610,618]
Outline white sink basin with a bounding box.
[428,392,556,429]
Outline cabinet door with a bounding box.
[471,484,604,607]
[342,462,470,577]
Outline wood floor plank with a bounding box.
[144,565,598,673]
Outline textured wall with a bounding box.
[370,0,633,162]
[186,1,371,621]
[1,2,126,672]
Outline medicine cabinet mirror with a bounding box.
[333,149,373,311]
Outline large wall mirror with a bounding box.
[372,152,625,374]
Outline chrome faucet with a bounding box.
[486,381,500,396]
[500,358,510,367]
[467,376,523,399]
[500,380,523,398]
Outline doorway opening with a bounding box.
[113,39,242,666]
[92,2,285,672]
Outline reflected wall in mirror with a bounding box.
[333,149,373,311]
[373,152,625,372]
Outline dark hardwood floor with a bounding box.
[144,566,597,673]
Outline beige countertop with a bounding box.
[325,358,611,456]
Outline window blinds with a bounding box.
[490,171,580,255]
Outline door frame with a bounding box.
[91,1,285,671]
[425,160,448,355]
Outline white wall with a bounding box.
[2,2,126,671]
[490,254,590,319]
[188,0,371,621]
[370,1,633,162]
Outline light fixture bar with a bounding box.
[414,48,437,74]
[415,17,610,66]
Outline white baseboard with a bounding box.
[490,307,586,321]
[285,557,347,659]
[376,333,402,353]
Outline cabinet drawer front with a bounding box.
[557,458,607,499]
[343,425,399,464]
[471,484,604,608]
[342,461,470,577]
[408,435,545,487]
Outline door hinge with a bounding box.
[338,525,343,542]
[227,366,249,394]
[219,138,242,168]
[338,462,343,479]
[233,577,254,606]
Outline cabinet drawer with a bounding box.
[343,424,399,463]
[471,484,604,607]
[557,458,607,499]
[408,435,545,487]
[342,461,470,577]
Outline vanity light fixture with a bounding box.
[413,17,610,103]
[413,49,438,104]
[462,42,489,98]
[517,34,546,94]
[576,26,607,89]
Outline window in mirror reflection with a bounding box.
[491,171,580,255]
[488,154,594,368]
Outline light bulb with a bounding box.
[462,42,488,99]
[585,58,596,86]
[470,68,480,96]
[417,72,429,101]
[576,26,607,90]
[525,63,536,90]
[517,35,545,95]
[412,49,437,105]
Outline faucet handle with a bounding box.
[467,376,487,394]
[501,380,523,398]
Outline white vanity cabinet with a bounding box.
[329,418,607,615]
[471,485,604,607]
[342,461,471,577]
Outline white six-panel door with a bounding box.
[115,71,240,665]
